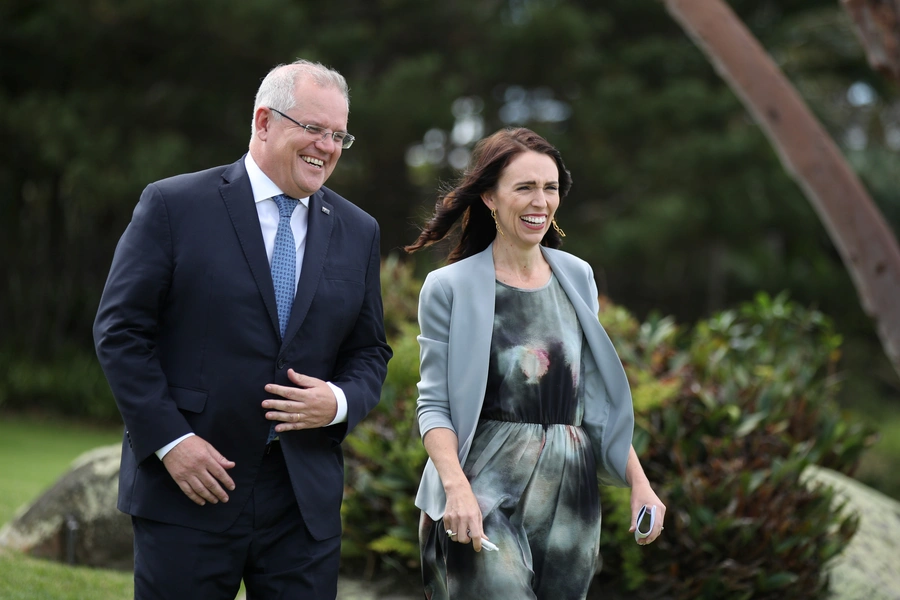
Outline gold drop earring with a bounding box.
[491,208,505,237]
[552,218,566,238]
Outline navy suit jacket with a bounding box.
[94,156,391,540]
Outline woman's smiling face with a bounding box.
[483,150,561,251]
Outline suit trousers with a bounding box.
[133,442,341,600]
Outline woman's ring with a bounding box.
[446,529,457,537]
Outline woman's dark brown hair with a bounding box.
[404,127,573,263]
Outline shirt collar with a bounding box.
[244,153,310,208]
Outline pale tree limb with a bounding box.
[662,0,900,380]
[842,0,900,83]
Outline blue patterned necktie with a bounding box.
[268,194,298,445]
[271,194,299,337]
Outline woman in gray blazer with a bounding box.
[405,128,665,600]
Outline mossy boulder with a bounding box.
[806,466,900,600]
[0,443,131,570]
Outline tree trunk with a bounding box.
[842,0,900,83]
[662,0,900,380]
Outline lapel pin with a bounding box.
[321,207,331,215]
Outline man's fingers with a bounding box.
[197,473,230,503]
[188,476,221,504]
[176,481,206,506]
[209,447,236,473]
[208,462,236,491]
[263,398,307,414]
[287,370,318,387]
[162,436,236,504]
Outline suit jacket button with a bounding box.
[277,358,285,369]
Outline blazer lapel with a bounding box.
[282,190,333,345]
[541,248,597,332]
[219,159,281,337]
[542,246,634,486]
[448,245,496,460]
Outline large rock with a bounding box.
[805,466,900,600]
[0,443,132,570]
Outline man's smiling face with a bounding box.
[253,75,349,198]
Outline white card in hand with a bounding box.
[634,504,657,542]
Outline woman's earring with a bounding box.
[491,208,505,237]
[552,218,566,238]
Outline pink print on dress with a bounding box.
[519,347,551,384]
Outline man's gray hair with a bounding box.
[251,59,350,135]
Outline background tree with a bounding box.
[661,0,900,381]
[843,0,900,82]
[1,0,898,487]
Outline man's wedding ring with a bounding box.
[446,529,457,537]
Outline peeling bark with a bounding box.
[663,0,900,380]
[842,0,900,82]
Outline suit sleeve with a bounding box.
[93,184,192,463]
[326,224,392,440]
[414,272,454,438]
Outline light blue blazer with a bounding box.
[414,243,635,520]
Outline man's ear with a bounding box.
[254,107,272,141]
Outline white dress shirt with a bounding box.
[155,154,348,460]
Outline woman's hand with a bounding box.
[629,480,666,545]
[442,480,491,552]
[423,427,492,551]
[625,445,666,545]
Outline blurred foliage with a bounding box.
[595,292,875,599]
[3,1,899,390]
[340,267,875,596]
[0,347,119,421]
[340,260,427,576]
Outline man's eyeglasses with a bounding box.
[268,108,355,149]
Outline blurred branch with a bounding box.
[662,0,900,383]
[841,0,900,83]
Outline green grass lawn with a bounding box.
[0,413,133,599]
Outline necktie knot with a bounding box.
[273,194,299,219]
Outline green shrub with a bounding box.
[595,292,875,599]
[340,258,429,578]
[0,347,119,422]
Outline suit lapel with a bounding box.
[219,159,281,337]
[283,190,333,346]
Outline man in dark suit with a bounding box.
[94,59,391,599]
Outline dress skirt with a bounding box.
[420,418,601,600]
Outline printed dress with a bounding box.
[420,274,602,600]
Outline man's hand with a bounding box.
[161,436,235,506]
[263,369,337,432]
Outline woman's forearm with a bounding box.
[625,445,650,488]
[423,427,470,492]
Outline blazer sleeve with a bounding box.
[415,272,455,438]
[582,263,632,487]
[326,224,392,440]
[93,184,193,463]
